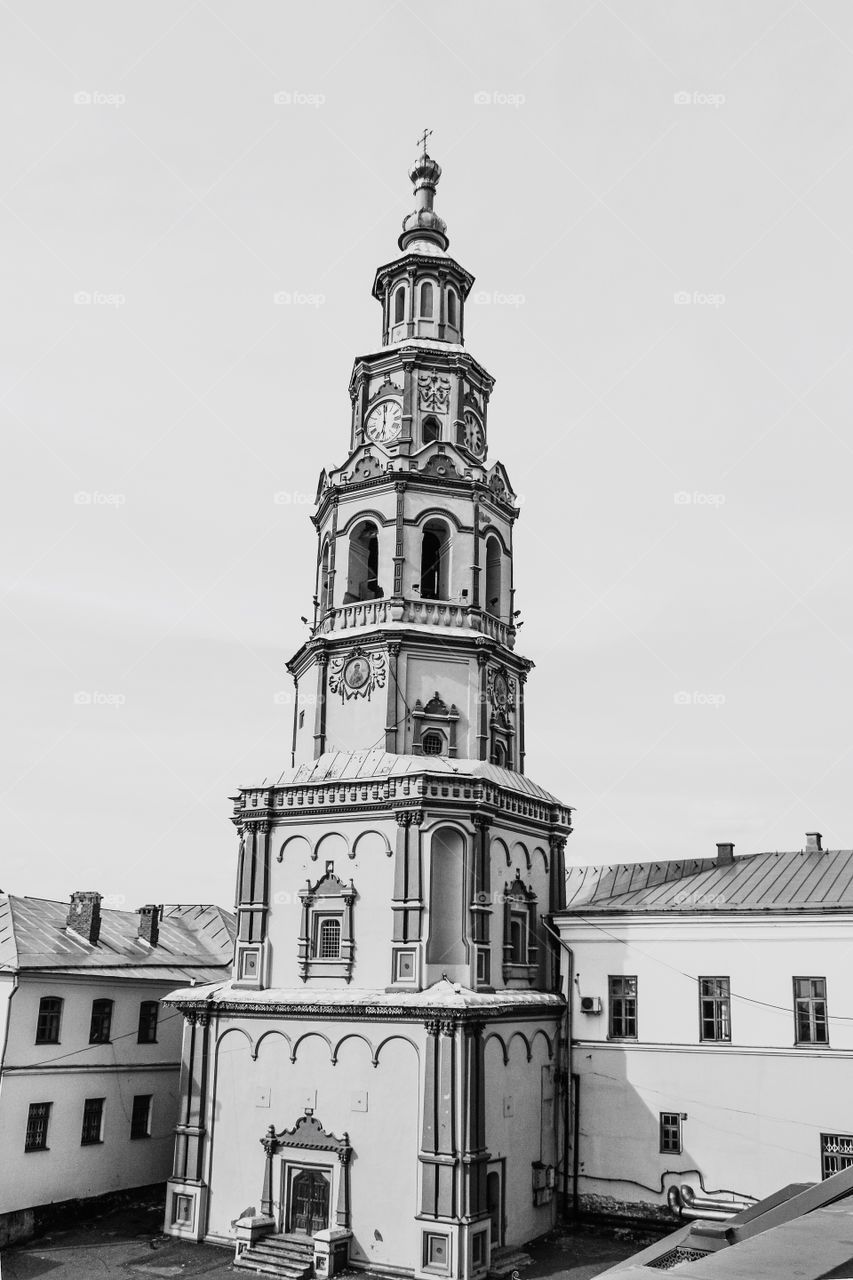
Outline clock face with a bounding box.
[463,410,485,456]
[365,399,402,444]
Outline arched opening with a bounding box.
[492,740,507,768]
[394,286,405,324]
[420,281,434,318]
[345,521,381,603]
[422,415,441,444]
[319,539,331,612]
[447,288,457,328]
[422,729,445,756]
[426,827,466,966]
[420,520,451,600]
[485,535,502,617]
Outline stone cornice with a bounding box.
[166,997,565,1025]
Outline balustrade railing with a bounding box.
[316,597,515,648]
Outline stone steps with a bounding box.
[235,1232,315,1279]
[488,1245,534,1278]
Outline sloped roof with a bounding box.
[561,848,853,915]
[261,749,569,808]
[0,897,236,974]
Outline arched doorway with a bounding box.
[485,536,502,617]
[345,521,381,603]
[289,1169,330,1235]
[420,520,451,599]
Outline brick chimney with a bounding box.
[137,904,161,947]
[716,842,735,866]
[66,891,102,944]
[806,832,823,852]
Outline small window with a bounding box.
[81,1097,105,1145]
[822,1133,853,1179]
[25,1102,51,1152]
[608,976,637,1039]
[660,1112,682,1154]
[699,977,731,1042]
[89,998,113,1045]
[794,977,828,1044]
[138,1001,159,1044]
[36,997,62,1045]
[131,1094,152,1140]
[422,415,441,444]
[420,282,434,319]
[447,289,457,328]
[509,913,526,964]
[316,917,342,960]
[476,949,490,986]
[492,741,507,768]
[422,730,445,756]
[394,286,405,324]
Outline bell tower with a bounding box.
[289,146,527,773]
[165,138,572,1280]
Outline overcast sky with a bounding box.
[3,1,853,910]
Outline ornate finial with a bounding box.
[399,134,449,253]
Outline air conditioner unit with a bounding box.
[580,995,602,1014]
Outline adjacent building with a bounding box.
[163,146,573,1280]
[556,833,853,1224]
[0,890,234,1245]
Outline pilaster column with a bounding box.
[420,1019,458,1219]
[470,815,492,945]
[476,648,489,761]
[393,484,406,600]
[313,651,328,757]
[460,1021,489,1221]
[385,642,401,751]
[172,1009,212,1184]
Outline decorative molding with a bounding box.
[417,373,451,412]
[262,1114,351,1158]
[328,648,386,702]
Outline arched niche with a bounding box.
[315,831,349,864]
[352,829,391,860]
[344,519,381,603]
[278,834,312,864]
[426,826,467,966]
[491,836,511,867]
[510,840,532,870]
[420,519,451,600]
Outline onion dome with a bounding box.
[399,150,449,252]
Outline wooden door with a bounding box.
[290,1170,330,1236]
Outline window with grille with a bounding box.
[509,914,526,964]
[794,977,828,1044]
[130,1094,152,1140]
[699,977,731,1042]
[422,730,445,756]
[25,1102,51,1152]
[36,996,62,1045]
[81,1097,104,1145]
[821,1133,853,1179]
[89,998,113,1044]
[316,917,341,959]
[608,976,638,1038]
[660,1112,682,1154]
[137,1000,159,1044]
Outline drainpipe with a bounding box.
[541,918,575,1218]
[571,1073,580,1220]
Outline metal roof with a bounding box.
[257,749,570,808]
[561,848,853,915]
[0,897,236,973]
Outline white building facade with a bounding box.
[163,148,573,1280]
[556,834,853,1224]
[0,892,234,1245]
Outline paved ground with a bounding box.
[0,1194,660,1280]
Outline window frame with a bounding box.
[137,1000,159,1044]
[660,1111,682,1154]
[698,976,731,1043]
[794,976,828,1046]
[393,285,406,325]
[608,975,638,1040]
[35,996,63,1045]
[821,1132,853,1180]
[25,1101,52,1153]
[89,998,114,1045]
[81,1096,105,1146]
[312,912,343,961]
[130,1094,153,1140]
[421,729,446,757]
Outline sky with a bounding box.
[3,0,853,910]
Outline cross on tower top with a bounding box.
[416,127,433,159]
